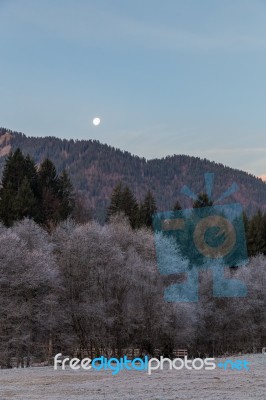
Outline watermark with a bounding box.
[54,354,250,375]
[216,359,250,371]
[54,354,149,375]
[153,173,248,302]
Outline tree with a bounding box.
[139,190,157,228]
[57,170,75,220]
[38,159,59,224]
[72,192,92,223]
[38,158,58,191]
[1,149,27,192]
[107,183,139,229]
[193,192,213,208]
[0,150,39,226]
[0,150,75,228]
[38,159,74,226]
[119,186,139,229]
[14,177,37,220]
[0,220,60,367]
[173,200,182,211]
[246,210,266,256]
[106,183,123,220]
[0,181,16,226]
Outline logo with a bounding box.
[54,354,250,375]
[153,173,248,302]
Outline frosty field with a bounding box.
[0,354,265,400]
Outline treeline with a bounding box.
[245,210,266,256]
[1,127,266,221]
[107,183,157,228]
[0,149,74,228]
[2,147,266,259]
[0,217,265,368]
[107,183,266,258]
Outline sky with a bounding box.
[1,0,266,178]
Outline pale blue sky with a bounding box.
[1,0,266,177]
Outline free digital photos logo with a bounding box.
[153,173,248,302]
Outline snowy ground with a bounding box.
[0,354,265,400]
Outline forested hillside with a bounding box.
[1,127,266,221]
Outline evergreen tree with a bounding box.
[14,177,37,220]
[192,192,213,208]
[139,190,157,228]
[38,159,60,225]
[107,183,123,220]
[261,213,266,255]
[0,181,16,226]
[247,210,265,256]
[38,159,58,191]
[1,149,26,192]
[173,200,182,211]
[0,150,75,227]
[0,149,39,226]
[120,186,139,229]
[57,170,75,220]
[107,183,138,228]
[242,211,249,235]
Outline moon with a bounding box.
[92,117,101,126]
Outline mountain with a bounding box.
[0,127,266,222]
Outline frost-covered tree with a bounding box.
[0,219,60,367]
[53,216,198,357]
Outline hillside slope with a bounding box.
[0,128,265,221]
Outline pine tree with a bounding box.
[57,170,75,220]
[261,213,266,255]
[1,149,26,192]
[38,159,58,191]
[247,210,265,256]
[15,177,37,220]
[107,183,123,220]
[38,159,59,225]
[120,186,139,229]
[0,150,75,227]
[139,190,157,228]
[0,149,39,226]
[193,192,213,208]
[173,200,182,211]
[0,181,16,226]
[24,154,40,197]
[107,183,139,228]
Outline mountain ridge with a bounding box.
[1,127,265,221]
